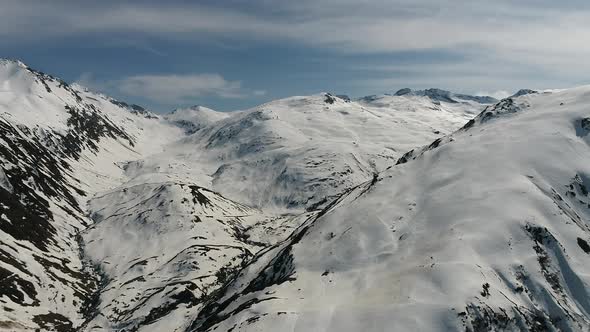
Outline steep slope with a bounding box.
[0,60,313,331]
[0,59,183,331]
[128,92,487,211]
[186,88,590,331]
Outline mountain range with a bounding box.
[1,59,589,331]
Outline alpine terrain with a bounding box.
[1,59,590,332]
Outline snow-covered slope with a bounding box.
[127,92,484,211]
[80,175,316,331]
[7,57,587,332]
[187,88,590,332]
[0,59,183,331]
[75,89,490,330]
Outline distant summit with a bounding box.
[393,88,498,104]
[394,88,413,96]
[511,89,538,98]
[165,105,228,134]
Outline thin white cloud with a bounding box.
[75,71,263,104]
[4,1,590,92]
[115,74,246,103]
[3,1,590,61]
[75,72,101,91]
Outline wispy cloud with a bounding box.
[75,72,260,103]
[4,1,590,61]
[6,0,590,97]
[116,74,247,102]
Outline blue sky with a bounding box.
[2,0,590,112]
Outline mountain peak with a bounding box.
[165,105,228,134]
[188,105,214,111]
[168,105,217,115]
[0,58,28,69]
[394,88,413,96]
[392,88,497,104]
[511,89,538,98]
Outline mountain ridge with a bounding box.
[393,87,499,104]
[2,59,590,331]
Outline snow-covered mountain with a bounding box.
[0,59,183,331]
[2,58,589,332]
[129,92,483,211]
[193,88,590,332]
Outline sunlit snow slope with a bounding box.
[188,88,590,332]
[127,92,483,211]
[80,91,485,330]
[10,58,584,332]
[0,59,182,331]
